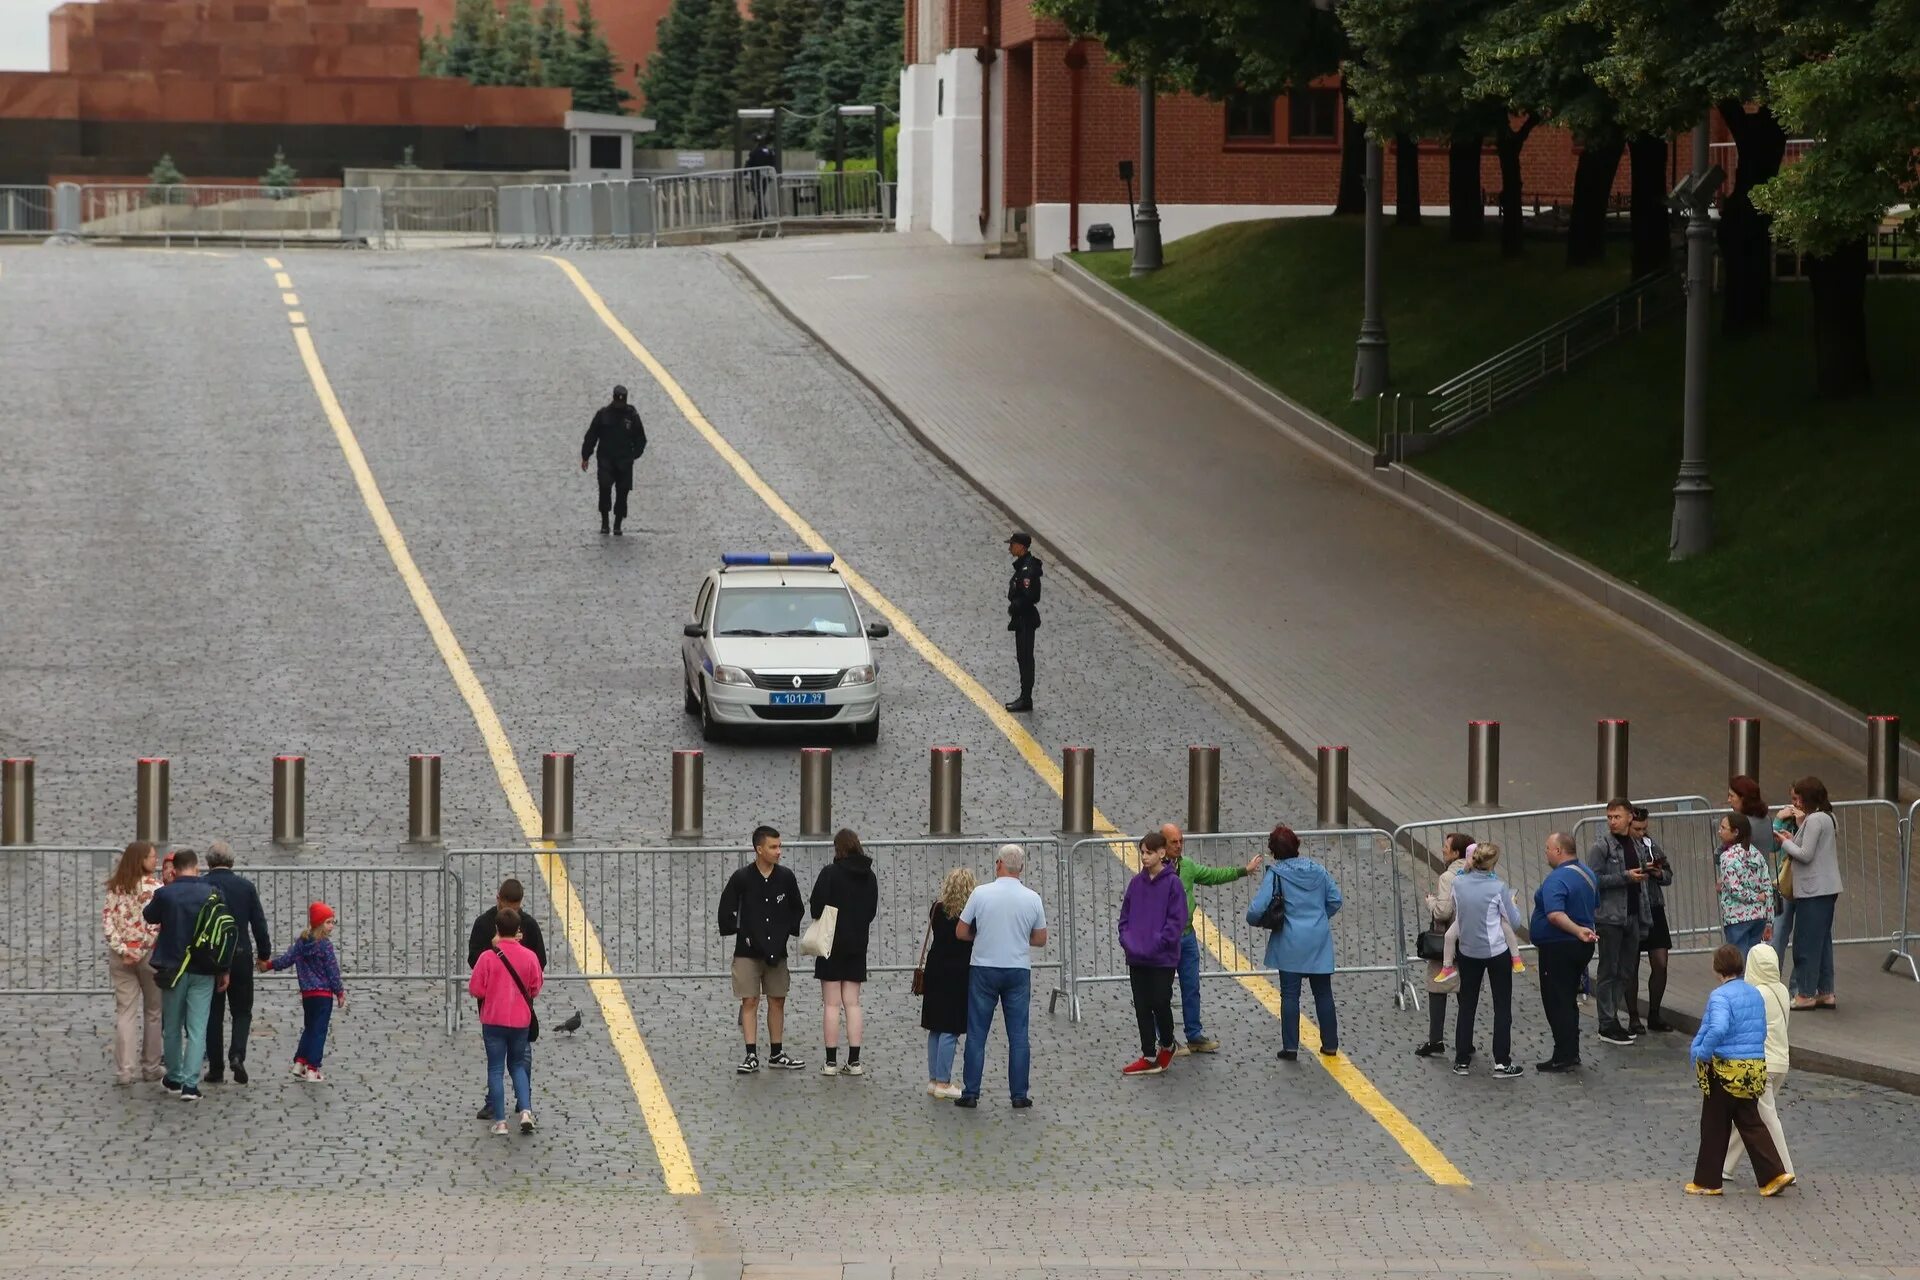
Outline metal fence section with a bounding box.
[1891,801,1919,980]
[379,186,497,247]
[0,847,123,993]
[74,184,372,246]
[652,166,778,242]
[780,170,885,223]
[0,185,53,237]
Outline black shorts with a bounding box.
[1640,904,1672,952]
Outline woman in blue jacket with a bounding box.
[1688,943,1794,1196]
[1247,824,1343,1062]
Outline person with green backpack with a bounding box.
[140,848,236,1102]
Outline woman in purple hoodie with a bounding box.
[1118,830,1190,1077]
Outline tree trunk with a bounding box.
[1448,134,1484,242]
[1627,133,1671,278]
[1806,238,1872,399]
[1717,101,1787,336]
[1495,115,1536,258]
[1567,139,1623,266]
[1394,133,1421,226]
[1334,78,1365,215]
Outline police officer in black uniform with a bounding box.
[580,384,647,535]
[1004,531,1042,712]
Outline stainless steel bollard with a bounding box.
[671,749,704,839]
[407,753,443,846]
[1466,721,1500,807]
[1316,745,1349,827]
[541,752,574,843]
[1866,715,1901,801]
[1595,719,1629,803]
[799,748,832,836]
[929,747,963,836]
[136,757,170,846]
[1729,717,1761,783]
[271,754,306,847]
[1061,747,1094,834]
[1,758,32,846]
[1187,745,1220,834]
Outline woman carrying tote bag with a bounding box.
[810,829,878,1076]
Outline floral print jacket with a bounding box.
[1717,842,1771,925]
[103,875,163,963]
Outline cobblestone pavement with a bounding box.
[2,243,1918,1278]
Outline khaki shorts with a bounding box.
[732,955,791,1000]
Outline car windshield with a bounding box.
[714,586,859,637]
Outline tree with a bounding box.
[421,28,449,76]
[440,0,495,82]
[570,0,632,114]
[736,0,811,112]
[261,147,298,198]
[498,0,539,87]
[535,0,571,87]
[686,0,743,144]
[640,0,714,143]
[147,153,186,204]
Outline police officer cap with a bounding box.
[612,384,629,400]
[1007,531,1032,548]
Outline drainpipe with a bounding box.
[976,1,998,238]
[1066,39,1086,253]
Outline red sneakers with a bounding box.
[1155,1046,1176,1071]
[1122,1056,1164,1076]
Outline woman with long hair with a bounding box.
[101,840,164,1084]
[1414,832,1472,1059]
[919,866,976,1099]
[1778,776,1842,1009]
[1730,776,1792,955]
[810,828,879,1076]
[1446,842,1526,1079]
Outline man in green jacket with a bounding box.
[1161,823,1262,1054]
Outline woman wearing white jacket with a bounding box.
[1724,942,1794,1180]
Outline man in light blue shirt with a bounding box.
[955,844,1049,1108]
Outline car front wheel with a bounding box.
[699,680,724,743]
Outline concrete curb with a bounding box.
[1047,252,1917,793]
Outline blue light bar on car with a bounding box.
[721,552,836,567]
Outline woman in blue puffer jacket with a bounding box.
[1687,944,1794,1197]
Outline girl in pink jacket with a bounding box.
[468,906,543,1136]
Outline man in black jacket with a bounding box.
[718,826,806,1074]
[1004,531,1043,712]
[580,384,648,536]
[202,841,270,1084]
[469,878,549,1119]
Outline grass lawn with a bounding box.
[1082,217,1920,726]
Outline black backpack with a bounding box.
[179,888,238,981]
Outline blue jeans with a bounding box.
[1724,918,1766,957]
[1176,931,1204,1042]
[160,972,215,1088]
[1773,898,1796,956]
[483,1023,533,1121]
[1789,894,1838,998]
[1279,971,1337,1054]
[926,1031,959,1082]
[296,994,335,1069]
[961,966,1031,1102]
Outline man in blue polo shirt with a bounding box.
[1532,831,1599,1073]
[955,843,1049,1109]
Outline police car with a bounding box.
[681,553,889,743]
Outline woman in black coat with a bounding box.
[811,829,878,1076]
[919,866,976,1099]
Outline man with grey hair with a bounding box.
[954,843,1049,1108]
[1531,831,1599,1073]
[202,840,271,1084]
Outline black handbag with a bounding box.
[490,944,540,1043]
[1256,870,1288,933]
[1415,929,1447,963]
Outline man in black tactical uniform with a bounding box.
[580,384,647,536]
[1004,531,1042,712]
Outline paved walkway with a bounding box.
[726,231,1920,1084]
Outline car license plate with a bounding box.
[770,692,826,706]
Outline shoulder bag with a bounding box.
[910,906,935,996]
[489,945,540,1042]
[801,904,838,958]
[1256,867,1288,934]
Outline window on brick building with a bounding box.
[1286,88,1340,142]
[1225,92,1277,142]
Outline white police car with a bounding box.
[681,553,889,743]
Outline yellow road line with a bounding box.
[264,257,283,269]
[278,267,700,1196]
[288,311,306,325]
[546,254,1469,1188]
[282,292,300,306]
[274,271,293,289]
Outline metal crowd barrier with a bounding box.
[1893,801,1920,980]
[1055,828,1411,1024]
[72,183,374,246]
[379,186,497,247]
[0,184,54,237]
[779,170,885,223]
[652,166,779,242]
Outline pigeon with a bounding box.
[556,1010,584,1035]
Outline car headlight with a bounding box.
[712,665,753,686]
[841,664,875,686]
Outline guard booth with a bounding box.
[567,110,656,183]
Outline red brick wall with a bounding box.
[1002,43,1032,209]
[0,70,569,128]
[53,0,422,79]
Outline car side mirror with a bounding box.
[865,622,890,639]
[683,623,706,638]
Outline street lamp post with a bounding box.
[1131,71,1162,276]
[1352,132,1390,399]
[1670,116,1716,560]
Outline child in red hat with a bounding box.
[263,902,347,1081]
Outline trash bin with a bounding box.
[1086,223,1115,250]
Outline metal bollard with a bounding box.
[1729,717,1761,783]
[1866,715,1901,801]
[1595,719,1629,803]
[136,757,170,846]
[1186,745,1220,834]
[671,749,704,839]
[1316,746,1349,827]
[407,753,443,846]
[1061,747,1094,834]
[1466,721,1500,807]
[799,748,832,836]
[929,747,963,836]
[541,752,574,843]
[1,757,32,846]
[271,754,306,847]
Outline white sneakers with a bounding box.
[927,1081,962,1099]
[824,1058,866,1077]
